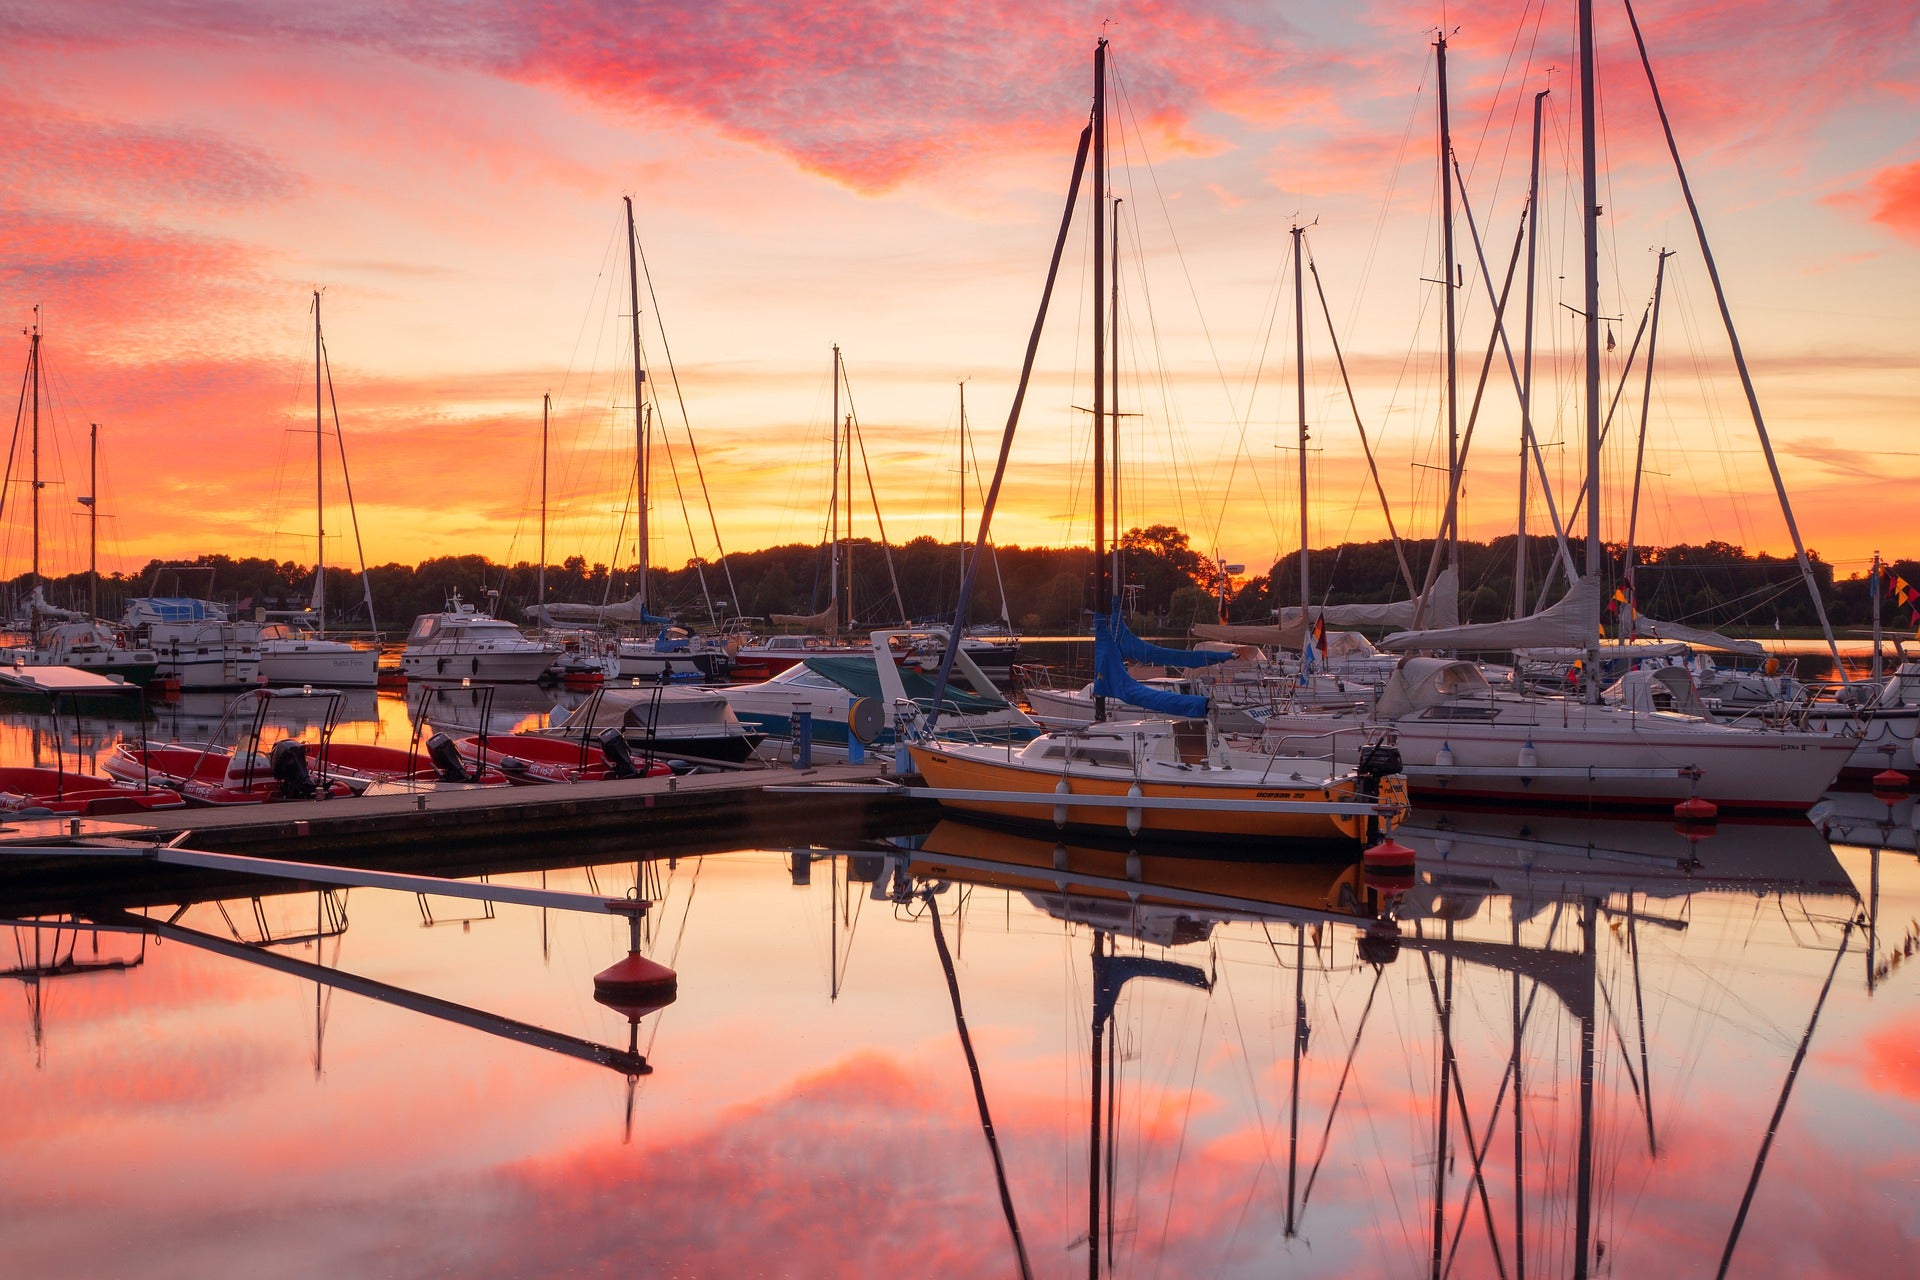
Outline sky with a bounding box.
[1,0,1916,595]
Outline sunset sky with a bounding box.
[2,1,1915,597]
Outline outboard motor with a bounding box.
[1355,740,1404,795]
[426,732,474,783]
[270,738,318,800]
[597,727,644,779]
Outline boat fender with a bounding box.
[1435,742,1455,769]
[1125,782,1144,836]
[426,732,473,783]
[1518,740,1539,770]
[1053,777,1071,829]
[269,738,317,800]
[597,728,644,779]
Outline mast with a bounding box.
[829,345,841,625]
[1579,0,1603,701]
[1871,551,1884,682]
[845,405,854,630]
[1110,196,1122,600]
[538,393,549,614]
[1294,222,1310,614]
[313,290,325,631]
[86,422,98,619]
[1436,32,1461,581]
[1092,37,1108,724]
[29,309,41,641]
[1516,89,1549,618]
[958,381,967,596]
[1624,249,1675,634]
[624,196,649,614]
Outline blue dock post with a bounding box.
[793,704,813,769]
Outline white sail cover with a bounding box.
[537,592,669,626]
[1379,575,1602,653]
[26,586,88,622]
[1192,568,1459,647]
[1375,657,1493,718]
[1628,615,1765,656]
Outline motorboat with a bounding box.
[102,686,355,806]
[120,595,261,689]
[530,684,763,765]
[258,621,379,687]
[314,741,508,792]
[724,628,1040,763]
[907,718,1404,849]
[610,626,734,682]
[0,618,159,687]
[450,731,670,786]
[401,594,560,684]
[0,765,184,817]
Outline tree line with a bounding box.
[5,530,1908,637]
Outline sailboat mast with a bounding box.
[314,290,326,631]
[1624,249,1675,633]
[1294,222,1310,614]
[1579,0,1604,661]
[538,393,549,613]
[1092,37,1108,724]
[1517,89,1549,619]
[829,345,841,627]
[87,422,98,619]
[624,196,649,613]
[958,381,967,593]
[1872,550,1884,682]
[1110,196,1122,599]
[1436,32,1461,581]
[29,310,41,633]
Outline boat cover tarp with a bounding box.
[1192,568,1460,647]
[769,603,839,638]
[555,687,736,731]
[1380,576,1602,653]
[1096,613,1234,670]
[1375,657,1494,719]
[535,593,673,627]
[1628,615,1766,656]
[802,655,1007,715]
[1603,666,1710,717]
[1093,622,1209,718]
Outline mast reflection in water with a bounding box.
[1,808,1915,1277]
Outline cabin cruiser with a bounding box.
[120,596,261,688]
[0,620,159,686]
[258,620,379,687]
[611,626,734,682]
[401,594,560,683]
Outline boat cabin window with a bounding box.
[409,616,440,643]
[1037,742,1134,768]
[1420,704,1499,721]
[782,669,842,690]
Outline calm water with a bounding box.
[0,697,1917,1276]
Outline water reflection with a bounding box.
[0,811,1914,1276]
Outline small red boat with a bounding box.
[105,740,354,806]
[314,739,508,790]
[454,729,670,786]
[0,766,185,817]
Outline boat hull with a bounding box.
[260,645,380,688]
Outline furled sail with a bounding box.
[1092,619,1209,718]
[537,592,674,627]
[1096,613,1234,670]
[1379,575,1602,653]
[1191,568,1459,647]
[1628,615,1765,656]
[766,602,839,638]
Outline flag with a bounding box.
[1606,585,1628,614]
[1312,613,1327,661]
[1566,657,1585,686]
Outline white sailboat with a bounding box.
[259,291,380,688]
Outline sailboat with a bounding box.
[909,39,1403,848]
[1255,15,1859,814]
[259,291,380,688]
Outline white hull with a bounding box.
[260,645,380,687]
[402,649,556,683]
[1265,703,1855,812]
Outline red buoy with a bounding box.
[1872,768,1910,794]
[1673,796,1718,823]
[594,951,677,1002]
[1363,837,1417,868]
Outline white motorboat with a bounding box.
[120,595,262,689]
[401,595,560,684]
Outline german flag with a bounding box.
[1311,613,1327,660]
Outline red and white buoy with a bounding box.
[595,898,678,1013]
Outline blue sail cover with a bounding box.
[1095,613,1235,669]
[1092,616,1210,718]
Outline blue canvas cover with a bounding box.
[1095,613,1234,669]
[1091,622,1210,718]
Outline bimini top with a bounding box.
[124,597,228,624]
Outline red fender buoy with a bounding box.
[1673,797,1718,823]
[1363,837,1417,868]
